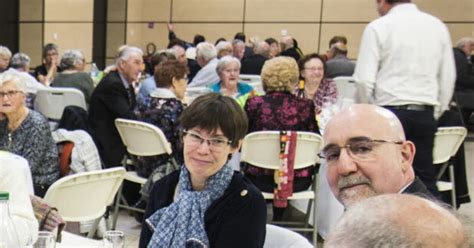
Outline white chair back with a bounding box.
[264,224,313,248]
[241,131,322,170]
[239,74,262,84]
[185,87,211,104]
[333,76,356,102]
[433,127,467,164]
[34,87,87,120]
[43,167,125,222]
[241,131,322,247]
[114,118,172,156]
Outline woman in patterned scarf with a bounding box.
[139,93,267,248]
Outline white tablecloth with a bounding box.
[56,232,102,248]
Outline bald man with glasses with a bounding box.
[321,104,433,207]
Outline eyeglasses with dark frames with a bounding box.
[183,130,231,151]
[318,137,403,164]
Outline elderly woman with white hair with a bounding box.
[51,49,94,103]
[0,46,12,73]
[0,72,59,197]
[215,41,233,59]
[210,56,254,103]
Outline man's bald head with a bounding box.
[325,194,469,247]
[325,104,406,142]
[324,104,416,207]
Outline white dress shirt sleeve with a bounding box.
[353,24,380,104]
[435,25,456,119]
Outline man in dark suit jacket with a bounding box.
[89,46,143,168]
[325,42,355,79]
[322,104,433,208]
[240,41,270,75]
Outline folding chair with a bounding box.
[34,87,87,121]
[112,118,176,229]
[240,131,323,247]
[432,127,467,207]
[333,76,356,103]
[43,168,125,238]
[239,74,262,84]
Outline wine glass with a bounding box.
[33,231,55,248]
[103,230,125,248]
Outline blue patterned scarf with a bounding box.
[146,164,234,247]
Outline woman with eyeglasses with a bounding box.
[297,53,337,114]
[244,56,319,221]
[135,59,188,179]
[0,72,59,197]
[139,93,267,248]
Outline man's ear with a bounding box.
[400,141,415,172]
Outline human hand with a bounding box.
[167,23,173,31]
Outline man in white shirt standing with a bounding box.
[353,0,456,197]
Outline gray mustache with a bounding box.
[338,174,371,189]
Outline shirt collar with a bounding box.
[388,3,418,15]
[118,72,130,89]
[150,88,177,99]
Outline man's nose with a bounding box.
[335,148,358,176]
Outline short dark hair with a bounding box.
[42,43,58,58]
[193,35,206,46]
[180,93,248,148]
[167,38,186,49]
[234,32,246,42]
[154,60,188,88]
[329,36,347,48]
[298,53,327,79]
[265,38,278,46]
[150,51,176,70]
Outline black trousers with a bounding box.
[384,108,439,197]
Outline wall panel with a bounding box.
[415,0,474,22]
[127,0,171,22]
[319,23,367,59]
[44,23,93,63]
[126,23,169,52]
[322,0,376,22]
[245,0,321,22]
[20,0,43,22]
[172,23,243,45]
[245,23,320,54]
[19,23,43,66]
[172,0,244,22]
[45,0,93,21]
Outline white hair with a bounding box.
[60,49,85,70]
[216,41,232,53]
[0,71,27,93]
[10,53,31,69]
[196,42,217,62]
[115,45,143,65]
[216,55,241,74]
[0,46,12,59]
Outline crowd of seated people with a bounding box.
[0,16,473,247]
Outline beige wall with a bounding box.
[18,0,474,66]
[125,0,473,59]
[18,0,94,67]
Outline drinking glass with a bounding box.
[103,230,125,248]
[33,231,55,248]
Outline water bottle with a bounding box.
[0,192,21,248]
[90,63,100,86]
[90,63,99,78]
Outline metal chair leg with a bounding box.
[448,165,457,208]
[112,183,124,230]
